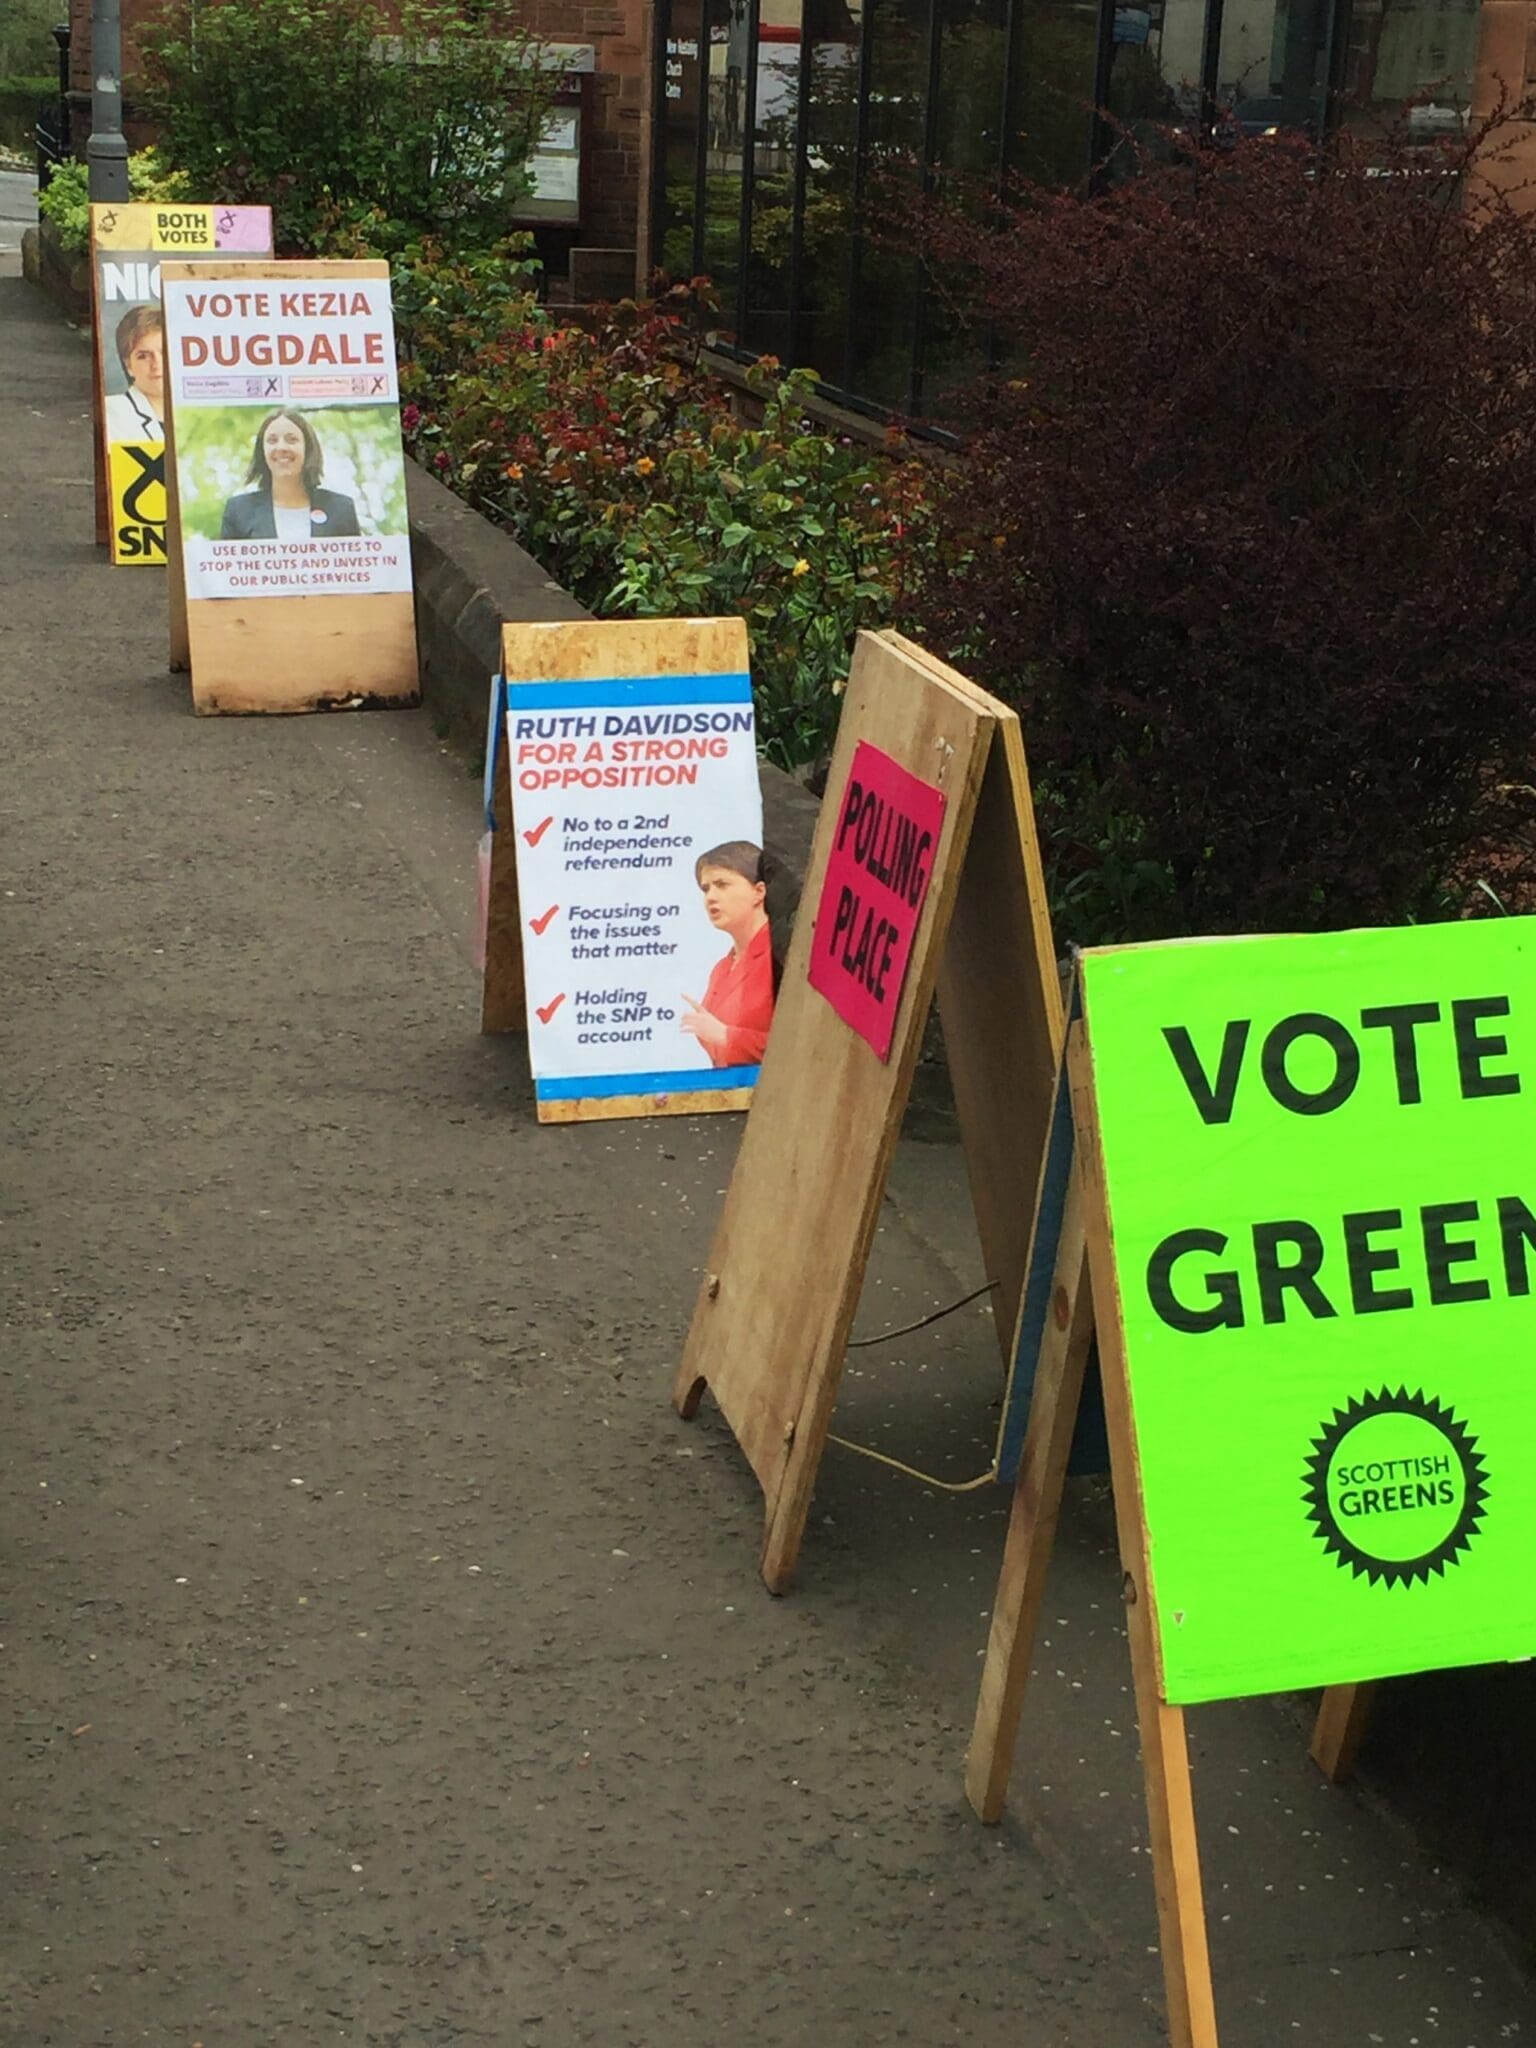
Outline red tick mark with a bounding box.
[535,993,566,1025]
[522,815,555,848]
[529,904,559,937]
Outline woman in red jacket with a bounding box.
[680,841,777,1068]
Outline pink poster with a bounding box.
[807,740,946,1060]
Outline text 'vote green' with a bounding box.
[1080,919,1536,1704]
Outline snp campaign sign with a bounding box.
[161,268,411,601]
[91,204,273,565]
[1081,919,1536,1704]
[506,670,770,1114]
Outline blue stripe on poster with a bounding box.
[535,1064,760,1101]
[506,674,753,711]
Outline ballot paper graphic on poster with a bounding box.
[807,740,945,1059]
[506,671,769,1109]
[161,273,411,601]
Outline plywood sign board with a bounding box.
[1088,920,1536,1702]
[160,259,418,714]
[485,617,773,1124]
[674,629,1064,1593]
[968,916,1536,2048]
[90,204,273,562]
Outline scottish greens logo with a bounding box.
[1302,1388,1488,1587]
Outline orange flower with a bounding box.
[635,455,657,476]
[504,462,524,481]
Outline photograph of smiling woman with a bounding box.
[218,407,362,541]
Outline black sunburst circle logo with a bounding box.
[1302,1387,1488,1588]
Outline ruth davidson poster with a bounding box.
[504,667,774,1118]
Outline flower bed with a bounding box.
[384,240,934,774]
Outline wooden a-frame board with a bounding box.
[967,1024,1376,1808]
[673,629,1063,1594]
[964,997,1221,2045]
[965,986,1383,2048]
[161,260,418,713]
[481,615,763,1123]
[91,311,110,549]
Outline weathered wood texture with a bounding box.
[164,346,191,674]
[1070,1015,1221,2048]
[501,616,749,690]
[481,737,526,1034]
[1311,1682,1379,1783]
[538,1086,754,1123]
[902,631,1064,1363]
[674,630,1059,1593]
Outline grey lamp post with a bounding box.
[87,0,131,202]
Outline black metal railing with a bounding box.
[35,23,71,190]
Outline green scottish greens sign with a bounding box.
[1080,920,1536,1705]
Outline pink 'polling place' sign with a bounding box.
[807,740,946,1060]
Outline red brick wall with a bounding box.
[69,0,649,261]
[526,0,649,252]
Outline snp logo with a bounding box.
[108,440,168,565]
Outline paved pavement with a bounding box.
[4,263,1535,2046]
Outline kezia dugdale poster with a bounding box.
[160,266,410,601]
[505,662,772,1121]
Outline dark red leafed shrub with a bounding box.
[390,261,934,770]
[905,115,1536,941]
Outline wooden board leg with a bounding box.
[966,1178,1094,1823]
[760,1401,827,1595]
[90,341,110,549]
[480,741,526,1034]
[1310,1682,1378,1783]
[164,378,190,674]
[927,667,1065,1370]
[673,1280,713,1419]
[1071,1017,1220,2048]
[673,1371,706,1420]
[1126,1642,1221,2048]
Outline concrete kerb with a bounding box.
[404,455,825,946]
